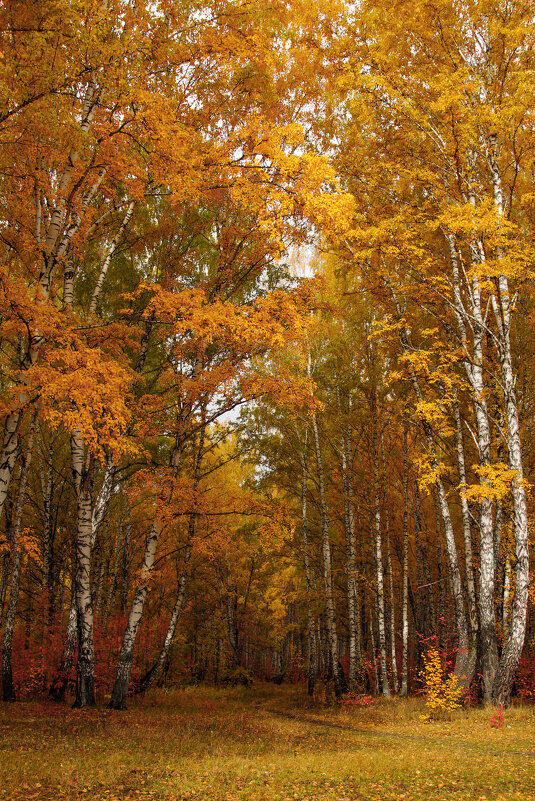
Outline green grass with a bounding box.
[1,684,534,800]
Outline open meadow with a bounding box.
[1,685,534,801]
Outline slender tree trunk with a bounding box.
[400,422,410,697]
[93,555,106,618]
[0,81,101,519]
[502,554,511,628]
[70,427,98,708]
[381,432,398,695]
[371,391,390,697]
[369,607,378,695]
[226,571,240,668]
[462,237,498,699]
[109,518,163,709]
[451,393,479,641]
[0,491,14,628]
[103,533,120,623]
[485,144,529,706]
[89,201,135,315]
[447,234,491,680]
[39,433,54,594]
[121,517,131,613]
[413,478,433,635]
[136,426,205,693]
[491,317,529,705]
[49,454,114,702]
[0,413,22,520]
[49,585,77,701]
[337,392,361,691]
[138,548,191,693]
[0,549,9,628]
[299,428,318,695]
[311,409,346,698]
[2,414,36,700]
[73,470,96,708]
[390,285,472,681]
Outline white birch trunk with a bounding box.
[1,414,36,700]
[299,428,318,695]
[487,142,530,705]
[451,393,478,640]
[88,201,135,315]
[371,391,390,697]
[109,517,163,709]
[390,287,471,682]
[138,546,192,693]
[0,81,102,516]
[400,422,410,696]
[71,431,96,708]
[311,409,345,698]
[337,390,361,691]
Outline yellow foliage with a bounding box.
[419,642,463,721]
[460,462,527,503]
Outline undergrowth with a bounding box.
[0,684,534,801]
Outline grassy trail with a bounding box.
[0,685,534,801]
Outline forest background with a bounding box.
[0,0,534,714]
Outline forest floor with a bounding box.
[1,684,534,801]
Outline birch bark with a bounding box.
[109,516,163,708]
[311,409,346,698]
[298,428,318,695]
[0,80,101,516]
[1,413,36,700]
[370,390,390,697]
[71,431,96,708]
[487,141,530,706]
[448,229,497,698]
[390,289,471,682]
[337,390,361,690]
[400,422,409,697]
[137,427,205,692]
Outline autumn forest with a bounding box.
[1,1,535,797]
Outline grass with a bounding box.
[1,684,534,800]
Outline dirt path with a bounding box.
[263,706,535,757]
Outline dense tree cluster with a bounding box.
[0,0,534,709]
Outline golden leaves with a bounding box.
[460,462,529,504]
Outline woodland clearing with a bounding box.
[1,684,534,801]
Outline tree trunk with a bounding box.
[109,518,163,709]
[2,414,36,700]
[371,391,390,697]
[488,144,529,706]
[457,226,498,700]
[451,392,478,641]
[0,80,100,519]
[49,585,77,702]
[311,409,346,698]
[337,392,361,691]
[89,201,135,315]
[381,435,398,695]
[0,491,14,628]
[121,516,131,613]
[138,548,191,693]
[391,287,472,682]
[103,533,120,623]
[137,426,205,693]
[73,477,96,708]
[400,422,410,697]
[39,432,54,595]
[299,428,318,695]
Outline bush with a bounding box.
[339,692,374,712]
[222,668,253,688]
[419,641,462,720]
